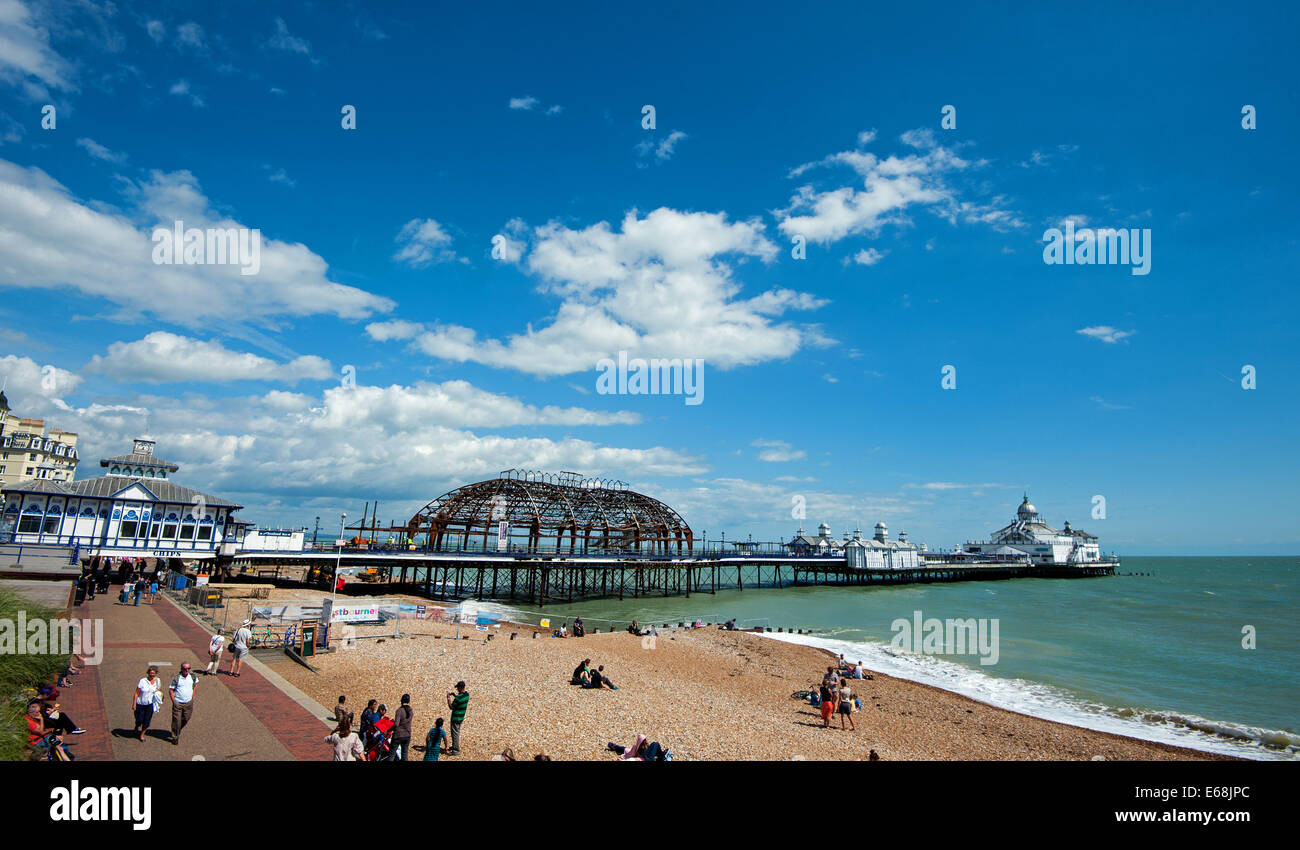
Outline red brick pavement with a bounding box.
[48,589,114,761]
[153,596,327,760]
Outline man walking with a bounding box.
[391,693,414,761]
[445,681,468,756]
[168,662,198,745]
[227,620,252,677]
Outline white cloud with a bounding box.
[777,128,1021,246]
[752,438,806,463]
[0,354,82,404]
[0,0,75,97]
[1076,325,1134,344]
[176,22,204,49]
[168,78,204,107]
[84,332,334,384]
[904,482,1008,491]
[267,17,311,57]
[0,159,394,325]
[636,130,688,164]
[144,20,165,42]
[368,208,826,375]
[847,247,886,266]
[75,137,126,163]
[509,96,539,110]
[393,218,465,267]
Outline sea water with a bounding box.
[490,556,1299,760]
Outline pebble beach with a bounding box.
[241,591,1231,761]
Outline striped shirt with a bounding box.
[450,691,469,722]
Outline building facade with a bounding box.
[788,521,921,570]
[961,495,1102,565]
[0,391,79,490]
[0,436,243,561]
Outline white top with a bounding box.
[233,627,251,650]
[136,676,161,706]
[171,673,197,704]
[209,634,226,654]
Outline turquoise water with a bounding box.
[475,557,1299,759]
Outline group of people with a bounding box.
[626,620,658,637]
[570,658,619,689]
[807,659,866,731]
[116,573,159,606]
[203,621,253,678]
[26,685,86,761]
[129,661,201,745]
[327,681,470,762]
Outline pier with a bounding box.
[232,548,1118,606]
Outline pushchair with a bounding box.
[33,732,74,761]
[365,728,398,762]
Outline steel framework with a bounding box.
[406,470,694,555]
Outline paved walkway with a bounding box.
[57,584,333,761]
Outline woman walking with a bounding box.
[325,718,364,761]
[836,681,856,731]
[132,665,162,741]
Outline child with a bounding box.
[424,717,447,761]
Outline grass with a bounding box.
[0,586,70,761]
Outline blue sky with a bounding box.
[0,0,1296,553]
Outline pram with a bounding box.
[365,727,399,762]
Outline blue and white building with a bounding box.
[0,436,244,561]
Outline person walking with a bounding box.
[325,718,364,761]
[227,620,252,677]
[445,681,469,756]
[132,665,162,741]
[204,629,226,675]
[148,577,159,604]
[836,680,856,732]
[132,577,143,606]
[168,662,198,745]
[391,693,414,761]
[423,718,447,761]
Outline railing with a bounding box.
[249,540,845,561]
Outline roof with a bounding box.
[100,452,180,471]
[2,474,241,509]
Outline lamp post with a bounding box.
[334,511,346,589]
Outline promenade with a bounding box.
[53,583,333,761]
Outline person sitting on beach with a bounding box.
[572,618,585,638]
[572,659,593,686]
[593,665,618,690]
[627,620,641,636]
[850,662,865,680]
[607,734,670,761]
[533,752,553,761]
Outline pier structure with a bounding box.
[230,472,1116,606]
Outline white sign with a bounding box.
[334,538,347,547]
[496,521,509,552]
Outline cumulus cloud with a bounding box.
[0,159,394,325]
[777,128,1022,249]
[368,207,827,376]
[1076,325,1134,344]
[84,332,334,384]
[0,353,82,404]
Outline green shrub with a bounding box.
[0,587,70,761]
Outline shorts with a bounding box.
[820,701,834,721]
[838,702,852,716]
[232,646,249,660]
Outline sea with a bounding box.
[476,556,1299,760]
